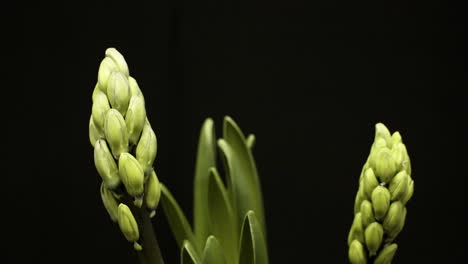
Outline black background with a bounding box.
[9,0,467,263]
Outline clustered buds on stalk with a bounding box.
[89,48,162,251]
[348,123,414,264]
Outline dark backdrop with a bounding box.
[10,1,467,263]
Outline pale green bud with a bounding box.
[98,57,118,92]
[369,138,387,169]
[91,90,111,133]
[89,116,101,147]
[119,153,144,199]
[128,76,143,99]
[360,200,375,228]
[362,168,379,199]
[117,203,141,249]
[383,201,405,235]
[401,179,414,205]
[364,222,384,256]
[386,206,406,242]
[100,183,119,222]
[107,71,130,116]
[375,123,392,148]
[374,148,397,183]
[399,143,412,175]
[389,171,409,201]
[348,212,364,246]
[354,191,365,215]
[374,243,398,264]
[136,120,157,174]
[126,96,146,145]
[371,186,390,221]
[104,109,128,159]
[391,131,402,146]
[105,48,129,77]
[145,169,161,218]
[348,240,367,264]
[94,139,120,189]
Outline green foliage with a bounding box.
[161,117,268,264]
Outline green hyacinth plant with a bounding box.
[89,48,164,264]
[348,123,414,264]
[89,48,269,264]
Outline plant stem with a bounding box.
[130,204,165,264]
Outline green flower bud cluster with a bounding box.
[348,123,414,264]
[89,48,162,251]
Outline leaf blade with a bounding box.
[193,118,217,248]
[238,211,268,264]
[201,236,227,264]
[160,183,197,251]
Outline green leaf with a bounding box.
[160,183,197,251]
[219,116,266,236]
[246,134,256,149]
[193,118,217,249]
[207,167,237,264]
[238,211,269,264]
[202,236,227,264]
[181,240,201,264]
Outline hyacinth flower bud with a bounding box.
[360,200,375,228]
[374,148,397,184]
[89,116,101,147]
[383,201,405,235]
[105,48,129,77]
[128,76,143,99]
[91,90,111,133]
[362,168,379,199]
[389,171,409,201]
[104,109,129,159]
[374,243,398,264]
[348,240,367,264]
[117,203,142,251]
[364,222,384,256]
[100,183,119,222]
[391,131,402,146]
[107,71,130,116]
[136,120,157,174]
[401,179,414,205]
[371,186,390,221]
[119,153,144,205]
[94,139,120,189]
[375,123,392,148]
[348,212,364,246]
[368,138,387,169]
[145,169,161,218]
[126,95,146,145]
[98,57,118,92]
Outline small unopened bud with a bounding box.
[119,153,144,198]
[374,148,397,183]
[128,76,143,99]
[364,222,384,256]
[100,183,119,222]
[98,57,118,92]
[136,120,157,174]
[94,139,120,189]
[107,71,130,116]
[348,240,367,264]
[104,109,129,158]
[375,123,392,148]
[91,90,111,133]
[389,170,409,201]
[371,186,390,221]
[126,96,146,145]
[105,48,129,77]
[374,243,398,264]
[117,203,140,243]
[145,169,161,217]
